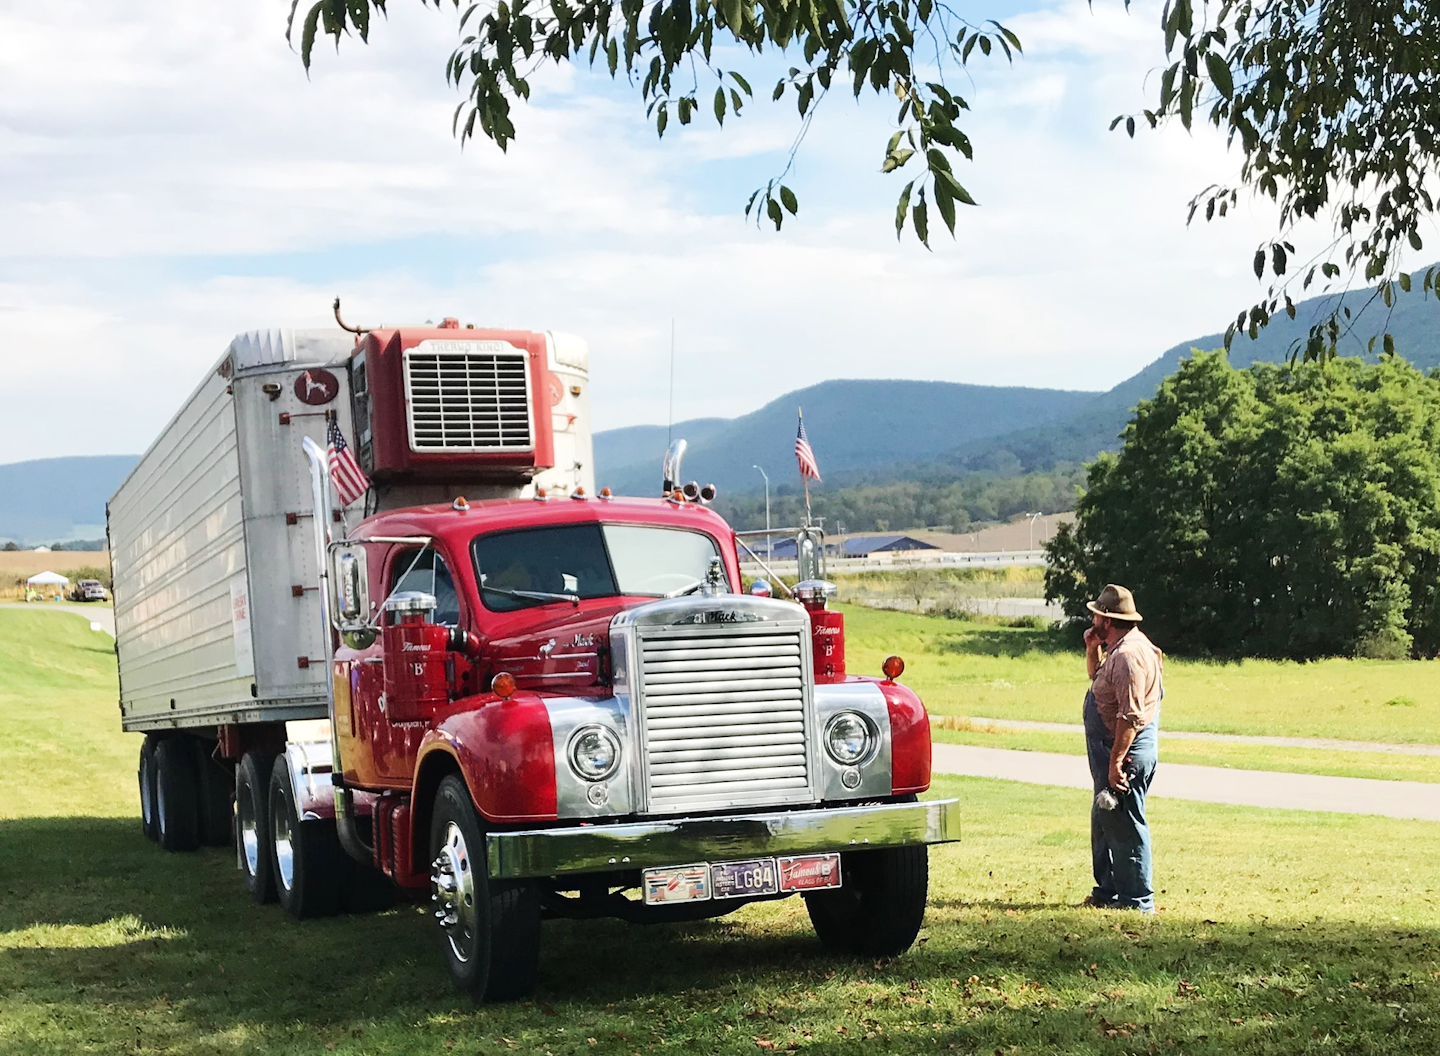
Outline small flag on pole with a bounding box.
[327,415,370,507]
[795,413,821,482]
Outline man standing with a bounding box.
[1081,584,1163,912]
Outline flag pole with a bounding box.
[799,406,811,527]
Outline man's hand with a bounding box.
[1083,626,1101,650]
[1108,758,1130,792]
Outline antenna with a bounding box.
[667,318,676,446]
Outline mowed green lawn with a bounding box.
[844,605,1440,744]
[3,609,1440,1054]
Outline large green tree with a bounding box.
[1045,350,1440,659]
[290,0,1440,355]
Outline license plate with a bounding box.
[711,857,780,899]
[642,863,711,904]
[777,853,843,892]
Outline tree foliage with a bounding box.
[288,0,1015,246]
[1045,350,1440,659]
[1128,0,1440,361]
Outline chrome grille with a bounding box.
[404,347,532,451]
[639,625,814,812]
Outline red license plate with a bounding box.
[777,853,843,892]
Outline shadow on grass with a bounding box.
[3,817,1438,1054]
[933,626,1071,659]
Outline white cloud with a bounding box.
[0,0,1415,464]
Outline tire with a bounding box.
[430,775,541,1001]
[194,740,234,848]
[138,736,160,842]
[805,845,929,957]
[236,750,276,904]
[343,860,397,914]
[268,756,346,920]
[154,737,201,852]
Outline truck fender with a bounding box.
[413,695,559,848]
[878,681,932,795]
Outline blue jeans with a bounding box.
[1083,690,1158,912]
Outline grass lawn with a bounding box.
[932,724,1440,785]
[4,609,1440,1053]
[844,605,1440,745]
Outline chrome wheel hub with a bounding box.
[272,799,295,891]
[238,784,260,876]
[431,821,476,962]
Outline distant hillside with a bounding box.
[592,417,730,480]
[938,279,1440,476]
[0,456,138,546]
[597,379,1095,496]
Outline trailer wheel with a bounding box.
[138,736,160,842]
[154,737,201,852]
[430,775,541,1002]
[804,845,929,957]
[194,739,234,848]
[268,757,346,920]
[236,750,276,904]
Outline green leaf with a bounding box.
[1383,332,1395,356]
[767,195,784,229]
[1204,51,1233,98]
[895,180,915,238]
[937,169,977,206]
[730,71,752,96]
[882,147,915,173]
[1253,247,1266,279]
[300,3,323,69]
[913,191,929,247]
[657,105,668,136]
[934,176,956,233]
[714,86,726,125]
[1400,271,1412,292]
[780,185,798,215]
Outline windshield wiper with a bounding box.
[481,584,580,607]
[662,580,704,598]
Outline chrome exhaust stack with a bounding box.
[301,435,373,866]
[661,438,687,496]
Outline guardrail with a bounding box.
[740,549,1049,577]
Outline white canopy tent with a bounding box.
[27,571,70,586]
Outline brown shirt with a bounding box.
[1092,627,1163,733]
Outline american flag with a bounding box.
[327,416,370,507]
[795,414,822,482]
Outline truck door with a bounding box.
[368,546,463,783]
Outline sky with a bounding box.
[0,0,1411,462]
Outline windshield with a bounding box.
[472,523,723,612]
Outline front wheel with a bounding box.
[805,845,929,957]
[429,775,541,1002]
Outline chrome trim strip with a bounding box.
[485,798,959,879]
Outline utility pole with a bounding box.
[752,465,770,558]
[1027,511,1043,550]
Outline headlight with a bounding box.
[823,711,875,766]
[567,725,621,782]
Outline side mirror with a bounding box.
[329,545,370,630]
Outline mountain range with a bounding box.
[6,277,1439,545]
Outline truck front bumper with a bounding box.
[485,798,959,880]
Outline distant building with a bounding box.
[840,535,940,557]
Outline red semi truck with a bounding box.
[109,316,959,1001]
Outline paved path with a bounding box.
[932,743,1440,822]
[938,715,1440,758]
[0,602,114,636]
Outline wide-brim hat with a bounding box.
[1086,583,1143,622]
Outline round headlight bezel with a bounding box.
[823,711,877,766]
[567,724,622,782]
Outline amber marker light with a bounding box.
[492,672,517,699]
[452,495,470,511]
[882,655,905,681]
[599,487,613,500]
[533,487,548,501]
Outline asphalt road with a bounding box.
[933,743,1440,822]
